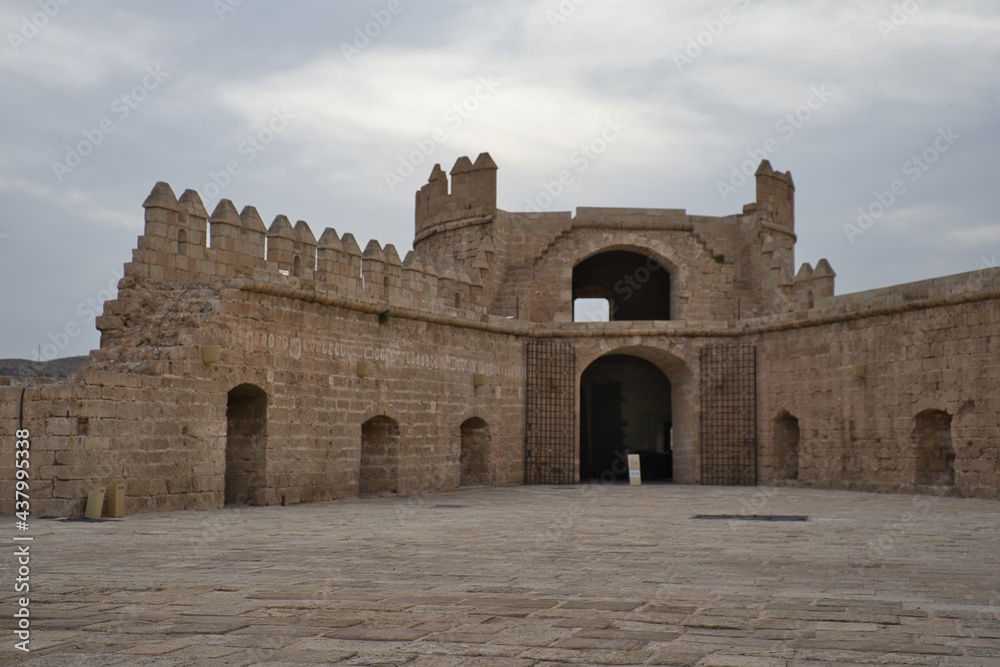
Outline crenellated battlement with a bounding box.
[791,258,836,310]
[752,159,795,232]
[113,151,837,356]
[415,152,497,242]
[105,182,498,350]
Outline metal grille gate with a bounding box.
[525,340,576,484]
[699,344,758,485]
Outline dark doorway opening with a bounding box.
[460,417,491,486]
[913,410,954,486]
[572,250,670,321]
[773,411,800,481]
[580,354,672,482]
[225,384,268,505]
[360,416,400,495]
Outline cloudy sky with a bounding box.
[1,0,997,360]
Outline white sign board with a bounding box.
[627,454,641,486]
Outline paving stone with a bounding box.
[752,629,816,641]
[230,624,327,638]
[648,644,715,664]
[571,628,681,642]
[5,486,998,665]
[114,636,200,655]
[322,627,428,642]
[557,599,644,612]
[699,655,789,667]
[423,632,500,643]
[684,616,750,630]
[18,656,137,667]
[489,630,568,648]
[406,641,524,658]
[164,643,246,659]
[788,638,964,655]
[519,647,655,664]
[225,635,302,650]
[407,658,532,667]
[551,636,648,650]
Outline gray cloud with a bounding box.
[1,0,998,358]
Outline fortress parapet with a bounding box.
[415,152,497,243]
[112,151,838,354]
[16,150,1000,522]
[101,181,496,350]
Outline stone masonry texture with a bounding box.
[1,154,999,518]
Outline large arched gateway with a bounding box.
[580,355,672,482]
[525,340,697,485]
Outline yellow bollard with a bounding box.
[84,486,106,520]
[106,483,126,518]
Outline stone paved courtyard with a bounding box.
[5,485,1000,666]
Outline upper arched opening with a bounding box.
[572,250,670,321]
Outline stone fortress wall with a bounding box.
[2,153,997,517]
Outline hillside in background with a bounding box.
[0,356,90,379]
